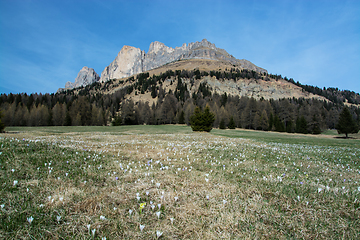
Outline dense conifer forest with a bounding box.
[1,69,359,134]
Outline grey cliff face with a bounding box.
[100,46,145,83]
[64,66,99,90]
[99,39,267,83]
[61,39,267,91]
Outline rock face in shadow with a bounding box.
[99,39,267,83]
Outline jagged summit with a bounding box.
[60,39,267,91]
[99,39,266,83]
[58,66,99,92]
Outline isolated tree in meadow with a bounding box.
[190,107,203,131]
[190,106,215,132]
[202,106,215,132]
[336,106,359,138]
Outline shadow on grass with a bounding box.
[334,136,357,139]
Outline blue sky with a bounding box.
[1,0,359,94]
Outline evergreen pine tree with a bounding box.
[228,116,236,129]
[190,106,215,132]
[295,116,308,134]
[112,114,122,126]
[274,114,285,132]
[219,118,226,129]
[286,120,293,133]
[202,106,215,132]
[260,109,269,131]
[190,107,203,131]
[268,113,274,131]
[336,106,359,138]
[178,110,185,124]
[311,115,322,134]
[64,112,72,126]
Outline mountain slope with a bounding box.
[85,59,327,106]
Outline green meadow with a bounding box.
[1,126,359,239]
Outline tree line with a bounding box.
[1,69,359,135]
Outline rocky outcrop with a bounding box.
[99,39,267,83]
[62,66,99,90]
[99,46,145,83]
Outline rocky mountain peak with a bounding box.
[188,38,216,50]
[148,41,174,54]
[62,66,99,90]
[99,45,145,83]
[99,40,267,84]
[61,39,267,90]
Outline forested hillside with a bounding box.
[1,69,359,134]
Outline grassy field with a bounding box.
[4,125,193,135]
[1,126,359,239]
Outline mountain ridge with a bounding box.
[59,39,267,91]
[99,39,267,83]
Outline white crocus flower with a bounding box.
[156,230,163,238]
[139,224,145,231]
[27,216,34,224]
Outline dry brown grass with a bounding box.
[1,128,359,239]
